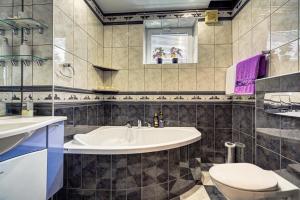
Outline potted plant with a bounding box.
[153,47,165,64]
[170,47,182,64]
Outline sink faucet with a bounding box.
[144,121,151,128]
[137,120,142,128]
[125,121,132,128]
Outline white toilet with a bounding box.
[209,163,300,200]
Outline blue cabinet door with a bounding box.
[47,122,64,199]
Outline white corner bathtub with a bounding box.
[64,126,201,154]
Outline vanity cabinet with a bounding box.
[0,121,65,200]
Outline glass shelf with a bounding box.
[0,20,16,31]
[93,65,119,71]
[0,55,49,66]
[0,18,47,34]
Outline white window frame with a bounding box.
[145,27,196,64]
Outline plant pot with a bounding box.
[172,58,178,64]
[157,58,163,64]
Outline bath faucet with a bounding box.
[144,122,151,128]
[137,120,142,128]
[125,121,132,128]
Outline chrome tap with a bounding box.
[125,121,132,128]
[144,121,151,128]
[137,120,142,128]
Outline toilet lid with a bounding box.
[209,163,278,192]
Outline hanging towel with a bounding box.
[234,54,267,95]
[225,64,237,95]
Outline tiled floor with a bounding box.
[180,164,226,200]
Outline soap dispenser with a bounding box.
[153,113,159,128]
[159,111,164,128]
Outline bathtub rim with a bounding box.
[64,126,201,155]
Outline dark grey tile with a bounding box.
[215,129,232,163]
[215,104,232,128]
[111,190,126,200]
[280,72,300,92]
[240,105,253,136]
[256,131,280,154]
[204,186,226,200]
[103,102,111,125]
[127,154,142,189]
[144,103,161,125]
[256,108,281,129]
[96,190,111,200]
[142,152,157,187]
[281,138,300,163]
[169,175,195,199]
[256,145,280,170]
[82,155,97,189]
[141,184,156,200]
[196,104,214,128]
[180,146,189,177]
[232,104,240,131]
[112,155,127,190]
[127,187,141,200]
[279,157,300,188]
[96,155,111,190]
[169,148,181,181]
[88,104,98,126]
[74,105,88,125]
[67,189,96,200]
[128,102,145,126]
[232,129,240,143]
[156,182,169,200]
[178,103,196,127]
[156,150,169,183]
[198,127,214,163]
[162,103,179,127]
[67,154,82,189]
[54,106,74,125]
[264,77,280,92]
[97,104,104,126]
[111,102,128,126]
[239,133,254,163]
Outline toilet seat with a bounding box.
[209,163,278,192]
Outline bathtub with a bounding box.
[63,126,202,199]
[64,126,201,154]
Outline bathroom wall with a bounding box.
[232,0,299,77]
[0,0,53,115]
[103,20,232,92]
[53,0,104,90]
[255,72,300,187]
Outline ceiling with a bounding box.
[94,0,235,14]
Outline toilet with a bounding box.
[209,163,300,200]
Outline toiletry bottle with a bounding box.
[159,111,164,128]
[153,113,159,128]
[22,100,33,117]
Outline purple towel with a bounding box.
[234,54,267,95]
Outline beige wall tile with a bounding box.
[128,69,145,91]
[179,68,196,91]
[87,64,98,90]
[238,1,252,38]
[179,64,196,68]
[252,0,270,26]
[112,48,129,69]
[113,25,129,48]
[74,56,88,89]
[98,44,104,66]
[53,47,74,87]
[196,68,214,91]
[215,68,227,91]
[129,47,143,69]
[215,44,232,68]
[145,69,162,91]
[103,71,112,86]
[162,68,178,91]
[53,7,73,53]
[232,41,239,64]
[97,21,104,46]
[104,48,112,67]
[87,8,98,41]
[270,40,298,76]
[271,0,289,13]
[129,24,144,47]
[198,45,215,67]
[33,61,53,86]
[232,15,239,42]
[54,0,73,20]
[252,17,271,55]
[88,37,98,65]
[104,26,113,47]
[111,70,128,91]
[198,22,215,44]
[74,24,88,61]
[270,0,298,49]
[238,31,252,61]
[215,21,232,44]
[162,64,178,68]
[145,64,162,69]
[74,0,87,31]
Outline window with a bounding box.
[145,27,197,64]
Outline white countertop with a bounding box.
[0,116,67,139]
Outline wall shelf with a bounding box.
[0,55,49,66]
[93,65,119,72]
[0,18,48,34]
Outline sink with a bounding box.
[0,122,37,132]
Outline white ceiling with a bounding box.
[95,0,213,14]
